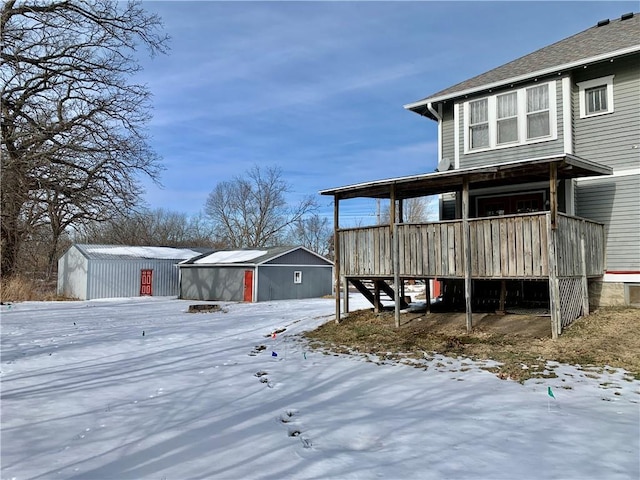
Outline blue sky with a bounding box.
[135,1,637,225]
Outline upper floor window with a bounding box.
[469,99,489,148]
[526,84,550,139]
[577,75,614,118]
[463,80,557,153]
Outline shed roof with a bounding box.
[72,244,210,261]
[319,154,612,201]
[180,246,332,266]
[405,13,639,115]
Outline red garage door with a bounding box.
[243,270,253,302]
[140,269,153,296]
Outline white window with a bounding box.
[526,84,550,139]
[469,99,489,148]
[496,92,518,144]
[463,80,557,153]
[293,271,302,284]
[577,75,614,118]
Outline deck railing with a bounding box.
[338,212,605,280]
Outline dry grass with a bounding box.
[304,306,640,382]
[0,276,69,302]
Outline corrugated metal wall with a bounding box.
[86,259,181,299]
[57,246,89,299]
[257,265,332,301]
[180,266,246,301]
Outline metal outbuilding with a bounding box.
[57,244,210,300]
[178,246,333,302]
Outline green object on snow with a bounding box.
[548,386,555,399]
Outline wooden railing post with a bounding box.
[334,197,341,324]
[547,213,561,339]
[581,226,589,317]
[462,178,472,332]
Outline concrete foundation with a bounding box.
[588,281,626,308]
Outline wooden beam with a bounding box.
[391,185,401,328]
[547,212,561,339]
[581,231,590,317]
[425,279,431,314]
[462,177,473,332]
[498,280,507,314]
[343,275,350,315]
[550,163,558,230]
[373,280,382,313]
[390,185,397,230]
[393,223,401,328]
[334,197,341,324]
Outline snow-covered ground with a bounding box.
[1,296,638,480]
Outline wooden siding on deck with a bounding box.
[338,212,605,280]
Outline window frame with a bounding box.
[463,80,557,154]
[496,91,519,145]
[293,271,302,284]
[577,75,614,118]
[469,98,490,149]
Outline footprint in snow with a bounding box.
[278,410,312,449]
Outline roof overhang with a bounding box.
[319,154,612,201]
[404,45,640,119]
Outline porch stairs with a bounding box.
[349,279,410,311]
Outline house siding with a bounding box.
[441,104,455,165]
[576,173,640,272]
[573,54,640,172]
[257,266,332,301]
[451,78,565,169]
[180,266,246,301]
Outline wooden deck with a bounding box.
[338,212,605,280]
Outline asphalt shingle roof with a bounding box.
[406,13,640,111]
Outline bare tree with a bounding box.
[77,209,219,248]
[1,0,168,277]
[379,196,436,224]
[288,214,332,256]
[204,165,318,248]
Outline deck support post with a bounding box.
[334,197,341,324]
[580,231,589,317]
[425,278,431,314]
[498,280,507,314]
[373,280,382,314]
[391,185,401,328]
[462,177,472,332]
[343,276,350,315]
[548,163,561,338]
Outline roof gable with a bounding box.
[180,246,331,266]
[406,13,640,112]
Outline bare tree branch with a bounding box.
[204,165,319,248]
[1,0,169,277]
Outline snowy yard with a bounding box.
[1,296,638,480]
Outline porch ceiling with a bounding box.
[319,154,612,200]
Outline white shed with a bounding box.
[57,244,209,300]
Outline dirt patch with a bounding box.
[303,307,640,382]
